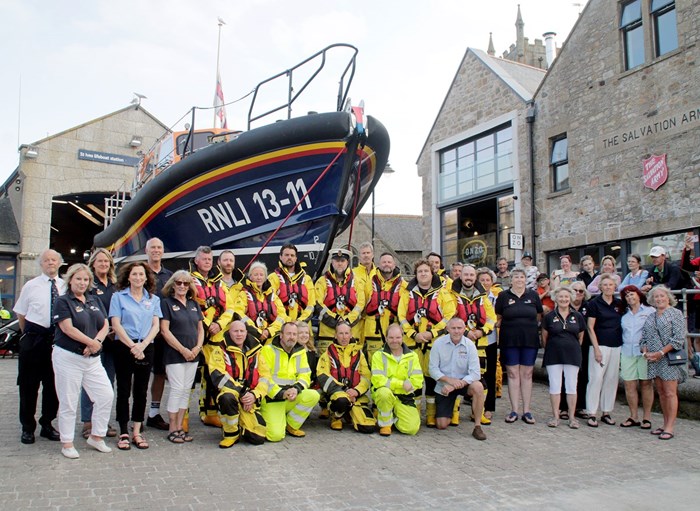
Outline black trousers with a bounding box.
[114,341,154,433]
[17,325,59,432]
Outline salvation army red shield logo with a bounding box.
[642,154,668,191]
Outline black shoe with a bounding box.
[39,426,60,441]
[21,431,35,444]
[146,414,169,431]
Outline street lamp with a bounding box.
[371,163,395,250]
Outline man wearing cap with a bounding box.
[518,252,539,290]
[535,273,555,314]
[315,248,365,357]
[642,246,683,293]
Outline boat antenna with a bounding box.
[213,17,228,129]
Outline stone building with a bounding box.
[0,105,167,299]
[416,32,546,268]
[532,0,699,270]
[499,4,559,69]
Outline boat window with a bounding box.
[155,136,175,170]
[176,132,214,156]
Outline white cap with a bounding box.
[649,246,666,257]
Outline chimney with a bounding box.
[543,32,557,68]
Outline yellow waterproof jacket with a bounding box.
[206,334,270,402]
[370,343,424,395]
[267,262,316,323]
[449,280,497,335]
[234,279,288,339]
[261,339,312,400]
[317,341,371,397]
[352,263,376,314]
[315,267,365,327]
[190,265,235,334]
[397,274,455,349]
[364,269,407,338]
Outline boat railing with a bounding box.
[104,183,130,228]
[247,43,358,129]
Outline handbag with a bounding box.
[666,348,688,366]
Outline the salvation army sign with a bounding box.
[642,154,668,191]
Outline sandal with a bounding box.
[569,418,580,429]
[559,411,569,420]
[587,417,598,428]
[167,431,184,444]
[547,418,559,428]
[658,431,674,440]
[505,411,518,423]
[178,430,194,442]
[601,414,616,426]
[640,420,652,430]
[132,433,149,449]
[651,427,664,436]
[522,412,535,425]
[620,417,640,428]
[117,434,131,450]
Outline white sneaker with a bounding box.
[61,447,80,459]
[86,437,112,453]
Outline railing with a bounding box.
[247,43,358,129]
[104,183,129,228]
[673,288,700,339]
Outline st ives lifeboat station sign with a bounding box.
[642,153,668,191]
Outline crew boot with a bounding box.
[330,414,343,430]
[426,399,437,428]
[202,413,222,428]
[451,397,461,426]
[379,426,392,436]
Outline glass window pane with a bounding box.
[458,142,474,158]
[551,138,568,164]
[656,9,678,56]
[620,0,642,27]
[441,158,456,175]
[441,148,456,164]
[625,25,645,69]
[476,135,494,151]
[651,0,674,13]
[459,180,474,195]
[554,163,569,191]
[497,126,512,143]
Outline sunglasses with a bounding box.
[574,289,585,294]
[174,281,190,286]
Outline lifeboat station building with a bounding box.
[419,0,699,272]
[0,105,167,308]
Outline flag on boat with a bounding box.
[214,71,228,129]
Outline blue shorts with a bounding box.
[501,346,538,367]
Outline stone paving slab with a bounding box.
[0,358,698,510]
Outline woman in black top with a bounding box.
[160,270,204,442]
[568,281,592,419]
[542,287,586,428]
[495,268,543,424]
[81,248,118,439]
[585,273,624,427]
[52,264,114,459]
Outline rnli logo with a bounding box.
[642,154,668,191]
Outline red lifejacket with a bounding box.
[274,268,309,312]
[223,349,260,389]
[455,295,488,329]
[323,270,357,313]
[405,289,443,327]
[327,343,361,388]
[193,280,228,320]
[365,274,402,317]
[244,285,278,327]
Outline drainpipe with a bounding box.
[525,101,537,265]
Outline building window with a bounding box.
[438,123,512,204]
[651,0,677,57]
[620,0,645,70]
[551,136,569,192]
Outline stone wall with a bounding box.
[532,0,700,259]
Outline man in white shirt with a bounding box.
[13,249,65,444]
[429,317,487,440]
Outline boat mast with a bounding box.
[214,17,227,128]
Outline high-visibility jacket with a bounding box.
[397,275,455,349]
[267,262,316,323]
[207,333,270,402]
[364,269,406,338]
[261,339,312,400]
[317,341,370,397]
[352,263,376,312]
[370,343,424,398]
[190,263,234,334]
[234,279,288,339]
[315,267,365,326]
[220,267,245,313]
[450,280,497,335]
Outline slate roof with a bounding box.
[0,197,20,248]
[356,213,422,251]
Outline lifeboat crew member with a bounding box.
[189,246,235,427]
[450,264,496,426]
[260,322,319,441]
[317,321,377,433]
[352,242,377,346]
[427,252,452,289]
[315,248,366,357]
[397,258,455,427]
[267,244,316,337]
[234,262,287,344]
[217,249,245,306]
[205,320,270,448]
[371,323,423,436]
[363,252,406,366]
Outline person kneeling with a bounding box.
[205,321,269,448]
[318,322,377,433]
[429,317,487,440]
[371,324,424,436]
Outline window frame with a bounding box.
[550,135,569,193]
[651,0,677,58]
[620,0,645,71]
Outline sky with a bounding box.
[0,0,585,216]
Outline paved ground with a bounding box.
[1,358,698,510]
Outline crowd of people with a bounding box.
[12,236,699,458]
